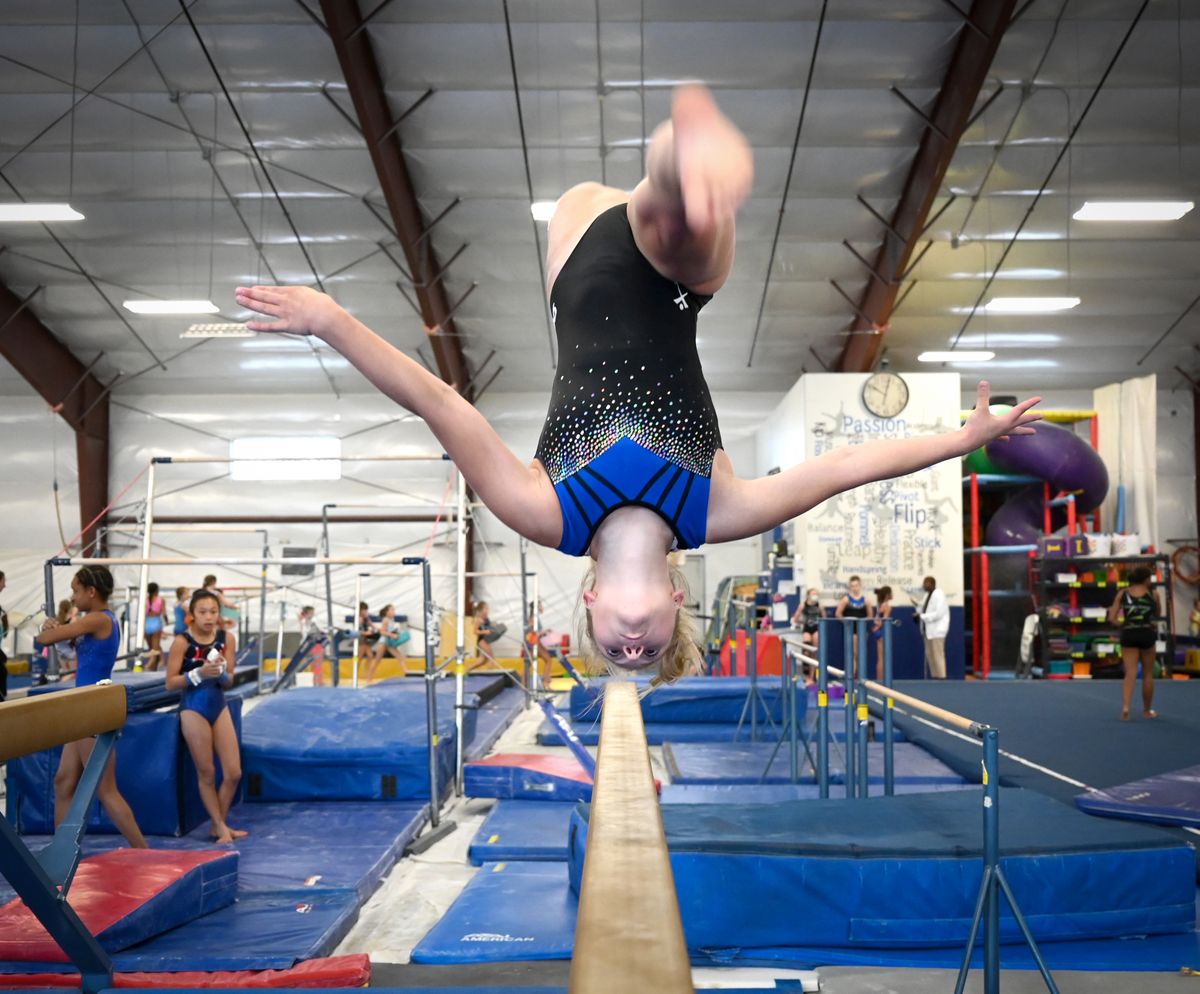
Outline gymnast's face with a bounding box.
[584,582,684,670]
[192,598,220,637]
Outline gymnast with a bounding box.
[39,565,148,848]
[235,84,1040,686]
[165,589,245,843]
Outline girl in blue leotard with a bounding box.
[38,565,148,848]
[166,589,244,843]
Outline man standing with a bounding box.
[915,575,949,679]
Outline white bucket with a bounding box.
[1111,533,1142,557]
[1087,533,1113,557]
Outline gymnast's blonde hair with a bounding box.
[575,553,702,688]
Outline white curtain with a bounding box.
[1093,374,1158,548]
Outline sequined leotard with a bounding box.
[534,203,723,556]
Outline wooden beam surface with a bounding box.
[0,685,127,764]
[569,682,693,994]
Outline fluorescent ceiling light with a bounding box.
[983,297,1079,313]
[958,332,1060,345]
[0,203,84,222]
[1073,200,1194,221]
[182,323,255,338]
[124,299,219,315]
[531,200,557,222]
[918,350,995,363]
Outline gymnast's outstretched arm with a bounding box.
[233,285,561,547]
[706,382,1042,544]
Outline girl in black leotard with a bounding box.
[1109,565,1160,720]
[235,87,1042,686]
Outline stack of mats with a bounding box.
[0,801,427,978]
[415,788,1200,969]
[240,681,478,801]
[536,676,852,745]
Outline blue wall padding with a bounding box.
[6,700,242,836]
[241,685,472,801]
[185,801,427,899]
[660,782,973,805]
[411,862,577,964]
[662,740,964,786]
[1075,765,1200,829]
[567,790,1195,949]
[570,677,789,723]
[464,755,592,802]
[468,801,575,865]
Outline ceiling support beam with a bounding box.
[836,0,1018,373]
[318,0,472,396]
[0,284,109,554]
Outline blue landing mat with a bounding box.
[569,676,790,723]
[1076,764,1200,829]
[468,687,528,761]
[569,789,1196,950]
[410,860,1200,971]
[242,684,474,801]
[661,782,974,805]
[663,740,964,786]
[186,801,427,898]
[468,801,575,866]
[412,862,576,964]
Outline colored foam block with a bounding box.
[468,801,575,865]
[1075,764,1200,829]
[0,849,237,961]
[464,755,592,802]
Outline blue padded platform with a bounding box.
[568,789,1196,950]
[7,700,243,836]
[411,860,1200,971]
[1076,764,1200,829]
[569,677,788,723]
[663,740,964,786]
[412,862,576,964]
[241,684,473,801]
[186,801,427,898]
[464,755,592,802]
[468,801,575,865]
[661,782,974,805]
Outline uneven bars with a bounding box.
[826,664,985,736]
[53,557,446,568]
[568,682,693,994]
[156,454,448,464]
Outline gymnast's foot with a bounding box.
[1120,708,1130,721]
[227,827,249,839]
[1143,709,1158,719]
[211,827,235,844]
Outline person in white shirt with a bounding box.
[914,575,949,679]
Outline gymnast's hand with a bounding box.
[961,381,1042,449]
[671,84,754,237]
[234,285,345,339]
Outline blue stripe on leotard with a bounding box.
[554,437,710,557]
[75,610,120,687]
[180,630,229,724]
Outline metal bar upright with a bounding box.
[43,560,59,679]
[982,727,1001,994]
[970,472,981,675]
[817,621,831,798]
[788,642,798,783]
[454,470,467,794]
[352,573,364,688]
[519,537,532,703]
[981,550,992,679]
[843,619,855,797]
[856,619,870,798]
[257,532,268,678]
[133,460,156,670]
[321,504,334,629]
[417,557,442,827]
[883,618,895,796]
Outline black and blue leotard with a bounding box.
[534,204,723,557]
[180,630,231,724]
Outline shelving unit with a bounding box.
[1032,554,1175,680]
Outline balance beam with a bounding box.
[0,685,127,764]
[568,682,693,994]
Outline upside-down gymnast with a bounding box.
[235,84,1040,685]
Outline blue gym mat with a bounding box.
[660,782,975,805]
[1076,764,1200,829]
[662,740,964,786]
[569,677,789,723]
[568,789,1195,950]
[411,860,1200,971]
[468,687,528,761]
[464,755,592,803]
[468,801,575,866]
[241,684,473,801]
[535,714,902,746]
[412,862,576,964]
